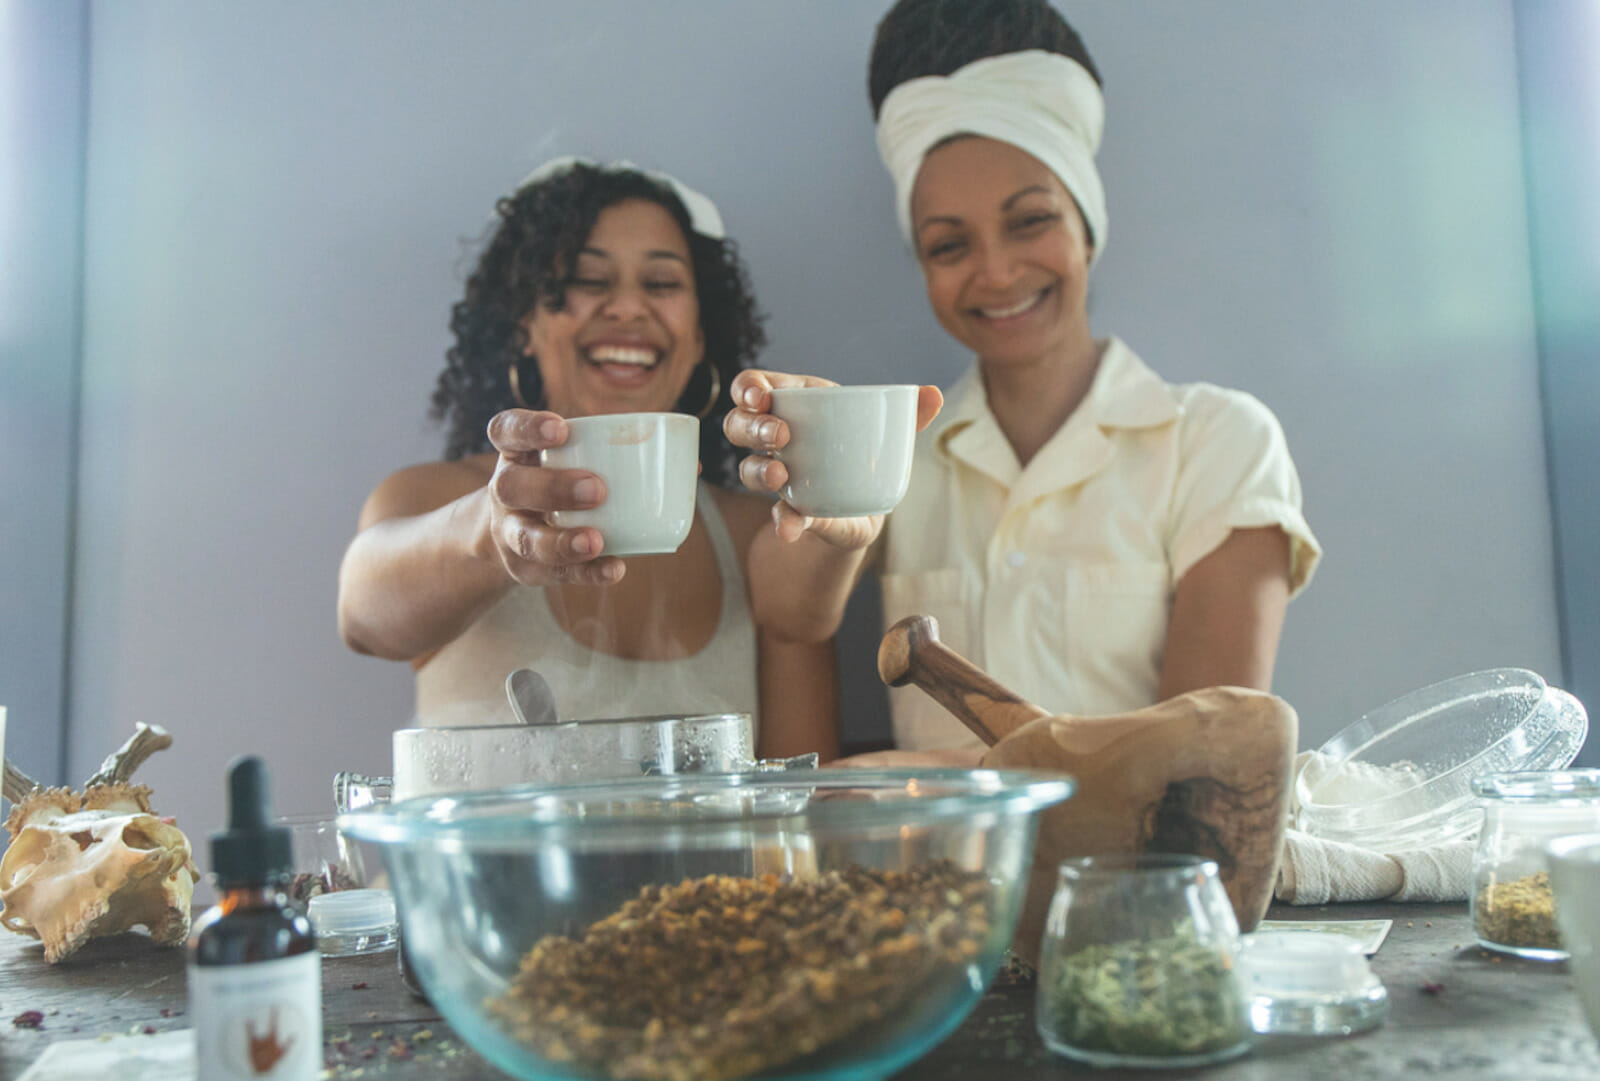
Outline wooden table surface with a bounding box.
[2,902,1597,1080]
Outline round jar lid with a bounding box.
[1238,932,1375,995]
[308,888,397,935]
[1237,931,1389,1036]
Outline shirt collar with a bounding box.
[935,337,1178,469]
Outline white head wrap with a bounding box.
[875,50,1107,264]
[514,155,726,240]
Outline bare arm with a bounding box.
[755,628,841,762]
[336,409,622,662]
[337,460,504,661]
[724,370,943,643]
[1157,525,1292,701]
[714,487,842,762]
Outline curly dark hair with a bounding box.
[429,163,765,488]
[868,0,1102,118]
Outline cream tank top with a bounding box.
[413,483,759,732]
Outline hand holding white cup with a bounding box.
[725,372,943,544]
[766,385,918,517]
[539,412,699,557]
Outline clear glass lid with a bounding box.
[1295,669,1588,848]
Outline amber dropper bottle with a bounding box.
[187,755,322,1080]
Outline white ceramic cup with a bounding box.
[540,412,699,557]
[768,384,917,517]
[1548,832,1600,1042]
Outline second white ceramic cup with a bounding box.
[768,384,918,517]
[540,412,698,557]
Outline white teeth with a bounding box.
[586,346,658,366]
[980,292,1044,319]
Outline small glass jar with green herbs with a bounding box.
[1472,770,1600,960]
[1036,854,1251,1068]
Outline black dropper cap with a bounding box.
[210,755,292,888]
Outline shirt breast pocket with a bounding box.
[879,567,971,655]
[1064,561,1171,711]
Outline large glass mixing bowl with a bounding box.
[340,769,1072,1081]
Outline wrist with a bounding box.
[460,488,505,571]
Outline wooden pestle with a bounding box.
[878,615,1298,966]
[878,615,1052,744]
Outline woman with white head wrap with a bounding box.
[727,0,1320,761]
[339,158,839,763]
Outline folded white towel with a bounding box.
[1276,827,1475,904]
[1275,749,1476,904]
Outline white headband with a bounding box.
[876,50,1108,265]
[514,155,727,240]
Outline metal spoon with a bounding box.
[504,667,560,726]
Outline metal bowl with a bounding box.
[341,769,1072,1081]
[392,712,758,799]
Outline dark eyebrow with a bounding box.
[915,184,1056,238]
[915,215,963,239]
[577,246,688,267]
[1002,185,1052,209]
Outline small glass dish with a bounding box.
[1471,770,1600,959]
[1237,931,1388,1035]
[277,813,368,906]
[1296,669,1587,850]
[1036,854,1252,1069]
[309,888,399,957]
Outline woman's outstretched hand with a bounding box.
[484,409,625,586]
[723,370,942,547]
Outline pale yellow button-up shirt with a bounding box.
[878,337,1321,751]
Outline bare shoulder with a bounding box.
[358,454,495,529]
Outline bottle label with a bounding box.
[189,953,322,1080]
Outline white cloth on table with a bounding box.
[1275,750,1475,904]
[1276,827,1475,904]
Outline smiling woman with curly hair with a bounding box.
[431,162,765,487]
[339,159,837,763]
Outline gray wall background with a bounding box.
[5,1,1594,892]
[1,0,85,790]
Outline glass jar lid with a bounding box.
[308,887,397,935]
[1472,769,1600,802]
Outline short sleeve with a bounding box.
[1167,386,1321,597]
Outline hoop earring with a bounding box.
[508,359,532,409]
[693,363,722,420]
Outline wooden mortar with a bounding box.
[879,615,1297,966]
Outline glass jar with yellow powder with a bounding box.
[1471,769,1600,960]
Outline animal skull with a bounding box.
[1,726,201,963]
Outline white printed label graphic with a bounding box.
[189,952,322,1079]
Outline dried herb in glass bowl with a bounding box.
[486,860,996,1081]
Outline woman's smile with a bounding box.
[973,285,1052,324]
[580,339,666,387]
